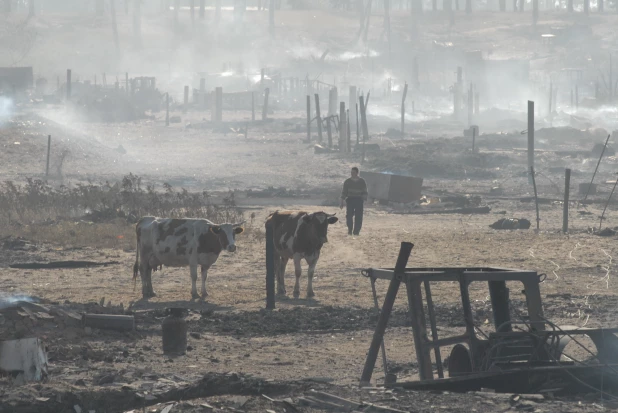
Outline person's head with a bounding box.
[351,167,359,178]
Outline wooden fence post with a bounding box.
[528,100,534,183]
[306,95,311,143]
[314,94,323,143]
[401,82,408,138]
[340,102,347,152]
[265,221,275,309]
[359,95,369,164]
[563,168,571,233]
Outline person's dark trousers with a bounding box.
[346,197,364,235]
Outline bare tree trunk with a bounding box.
[363,0,372,43]
[110,0,120,55]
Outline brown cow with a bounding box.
[265,210,338,298]
[133,216,244,299]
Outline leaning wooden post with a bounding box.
[165,93,170,126]
[262,88,270,121]
[66,69,72,101]
[584,134,611,201]
[563,168,571,233]
[265,220,275,310]
[401,82,408,138]
[528,100,534,184]
[360,242,414,386]
[339,102,347,152]
[530,166,540,231]
[600,174,618,231]
[314,93,323,143]
[183,85,189,113]
[45,135,51,178]
[306,95,311,143]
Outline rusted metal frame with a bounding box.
[360,242,414,386]
[423,280,444,378]
[406,278,434,381]
[458,273,481,371]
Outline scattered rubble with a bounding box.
[489,218,532,230]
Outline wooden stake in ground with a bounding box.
[306,95,311,143]
[347,109,351,153]
[600,174,618,231]
[314,94,323,143]
[45,135,51,178]
[401,82,408,138]
[166,93,170,126]
[530,166,540,230]
[563,168,571,233]
[584,134,611,201]
[262,88,270,121]
[528,100,534,182]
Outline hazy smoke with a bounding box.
[0,293,36,310]
[0,96,14,127]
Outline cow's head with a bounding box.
[209,221,245,252]
[302,212,338,244]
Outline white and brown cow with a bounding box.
[133,216,244,299]
[265,210,338,299]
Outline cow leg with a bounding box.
[277,256,288,295]
[200,265,209,299]
[140,263,156,298]
[293,255,302,299]
[306,253,319,298]
[190,264,200,299]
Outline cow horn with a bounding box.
[233,220,246,226]
[328,213,337,217]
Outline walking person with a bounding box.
[339,167,368,236]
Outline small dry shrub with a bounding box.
[0,173,244,248]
